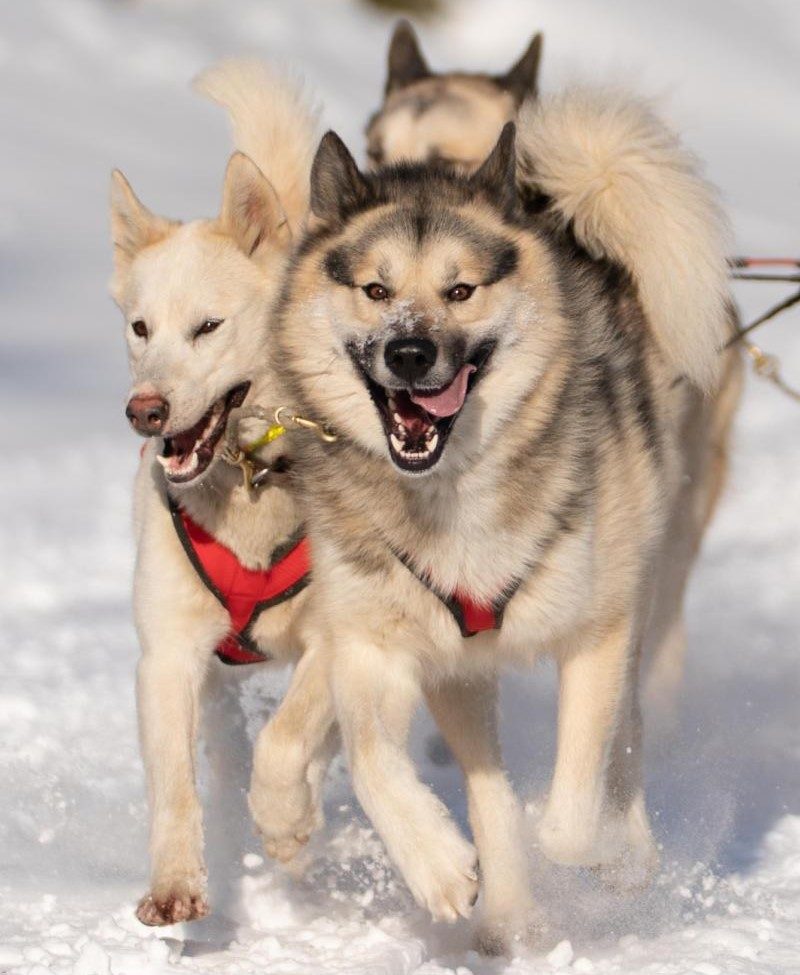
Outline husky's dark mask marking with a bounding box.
[301,124,525,475]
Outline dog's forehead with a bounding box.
[127,222,257,317]
[335,204,518,283]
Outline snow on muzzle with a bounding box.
[361,342,495,474]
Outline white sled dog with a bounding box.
[109,61,339,926]
[261,89,742,950]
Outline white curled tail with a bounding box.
[517,89,732,390]
[194,59,320,236]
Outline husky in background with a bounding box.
[109,62,334,926]
[264,89,742,950]
[365,19,542,170]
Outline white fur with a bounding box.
[517,88,732,390]
[194,59,319,235]
[110,65,321,926]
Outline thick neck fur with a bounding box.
[298,346,584,603]
[288,235,673,605]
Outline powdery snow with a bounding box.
[1,1,798,973]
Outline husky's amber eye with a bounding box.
[446,283,475,302]
[363,282,389,301]
[130,320,148,339]
[194,318,224,339]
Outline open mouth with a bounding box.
[359,343,495,474]
[157,382,250,484]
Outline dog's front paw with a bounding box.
[399,825,479,922]
[538,791,659,883]
[136,878,209,926]
[537,797,602,867]
[474,906,550,957]
[592,798,660,892]
[592,843,659,893]
[249,776,322,864]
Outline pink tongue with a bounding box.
[409,365,476,418]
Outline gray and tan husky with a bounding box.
[366,19,542,170]
[367,21,740,712]
[109,61,340,926]
[263,90,742,949]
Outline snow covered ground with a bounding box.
[1,1,798,972]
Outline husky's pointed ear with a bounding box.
[471,122,518,216]
[220,152,291,259]
[386,20,431,95]
[497,32,543,104]
[309,131,370,226]
[110,170,175,274]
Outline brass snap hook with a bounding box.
[274,407,338,443]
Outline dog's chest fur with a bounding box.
[171,466,302,571]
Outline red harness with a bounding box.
[392,549,520,638]
[169,501,311,665]
[168,496,509,649]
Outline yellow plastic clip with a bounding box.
[245,423,287,454]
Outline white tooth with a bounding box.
[428,433,438,452]
[156,454,169,470]
[390,434,404,453]
[393,412,403,424]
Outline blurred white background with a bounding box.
[0,3,798,973]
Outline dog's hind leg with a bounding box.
[425,676,542,954]
[331,633,479,922]
[249,644,337,863]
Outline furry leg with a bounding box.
[332,639,478,922]
[425,676,541,954]
[249,645,336,862]
[136,649,211,926]
[538,618,647,869]
[597,679,660,891]
[201,665,251,921]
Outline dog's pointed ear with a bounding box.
[220,152,291,259]
[110,170,175,274]
[470,122,518,215]
[386,20,431,95]
[497,32,543,104]
[309,131,370,226]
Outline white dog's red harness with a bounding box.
[169,500,311,665]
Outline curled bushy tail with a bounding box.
[194,59,319,235]
[517,89,731,390]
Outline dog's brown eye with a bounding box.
[446,284,475,302]
[194,318,224,339]
[131,320,148,338]
[363,283,389,301]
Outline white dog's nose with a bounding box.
[126,394,169,436]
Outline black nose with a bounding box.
[384,338,437,385]
[126,394,170,436]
